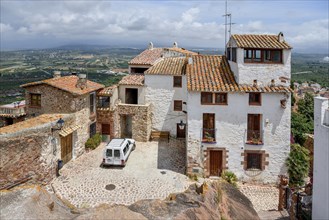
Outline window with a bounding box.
[30,93,41,107]
[106,149,112,157]
[174,100,183,111]
[90,93,96,114]
[173,76,182,87]
[114,150,120,158]
[125,88,138,104]
[215,93,227,105]
[89,122,96,138]
[244,49,282,63]
[249,93,261,105]
[247,153,262,170]
[201,92,228,105]
[247,114,262,144]
[227,48,236,62]
[202,113,215,142]
[123,145,128,155]
[201,92,213,104]
[98,96,110,108]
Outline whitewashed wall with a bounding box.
[145,74,187,136]
[187,91,291,183]
[118,85,145,105]
[313,97,329,220]
[227,38,291,87]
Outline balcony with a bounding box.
[0,101,26,118]
[202,128,217,143]
[246,130,263,145]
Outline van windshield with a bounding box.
[106,149,112,157]
[114,150,120,158]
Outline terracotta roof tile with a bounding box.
[232,34,292,49]
[21,76,104,96]
[145,57,187,75]
[166,47,198,55]
[0,113,66,134]
[128,47,197,65]
[98,85,117,96]
[187,55,292,93]
[119,74,144,86]
[128,48,164,65]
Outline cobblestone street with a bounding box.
[51,139,191,208]
[238,183,289,220]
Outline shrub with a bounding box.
[286,144,310,187]
[221,170,238,187]
[85,133,102,150]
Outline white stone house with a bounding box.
[185,33,292,183]
[115,35,292,183]
[312,96,329,220]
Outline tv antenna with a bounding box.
[223,0,235,55]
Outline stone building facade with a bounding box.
[0,74,104,187]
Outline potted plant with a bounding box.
[204,132,214,142]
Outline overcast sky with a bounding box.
[0,0,328,53]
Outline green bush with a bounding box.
[286,144,310,187]
[221,170,238,187]
[85,133,102,150]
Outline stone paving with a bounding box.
[238,183,289,220]
[51,139,192,208]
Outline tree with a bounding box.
[291,112,313,145]
[297,92,314,122]
[286,144,310,187]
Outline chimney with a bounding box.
[278,32,284,43]
[76,74,87,90]
[53,71,61,78]
[148,42,153,50]
[253,79,258,87]
[173,42,178,48]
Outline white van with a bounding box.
[102,138,136,166]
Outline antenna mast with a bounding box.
[223,0,235,56]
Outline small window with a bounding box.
[123,145,128,155]
[114,150,120,158]
[98,96,110,108]
[272,50,281,62]
[173,76,182,88]
[215,93,227,105]
[247,153,262,170]
[232,48,237,62]
[90,93,96,114]
[249,93,261,105]
[174,100,183,111]
[89,122,96,138]
[106,149,112,157]
[201,92,213,104]
[30,93,41,107]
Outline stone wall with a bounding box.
[24,84,91,116]
[96,108,115,138]
[0,110,90,188]
[116,103,151,142]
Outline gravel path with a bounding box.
[51,139,191,208]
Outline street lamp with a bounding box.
[178,120,186,130]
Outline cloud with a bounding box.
[0,23,13,33]
[0,1,328,52]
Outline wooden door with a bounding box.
[209,150,223,176]
[247,114,261,140]
[61,133,73,164]
[176,124,186,138]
